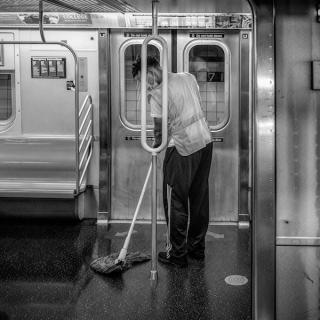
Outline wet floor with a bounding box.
[0,220,251,320]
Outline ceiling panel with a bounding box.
[126,0,252,14]
[0,0,252,14]
[0,0,140,13]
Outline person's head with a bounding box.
[132,56,162,89]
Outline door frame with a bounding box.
[248,1,276,319]
[98,0,276,317]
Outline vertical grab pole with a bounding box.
[39,0,46,43]
[151,0,158,284]
[152,0,159,36]
[141,5,168,281]
[151,152,157,281]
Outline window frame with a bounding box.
[0,44,4,66]
[0,70,15,131]
[183,39,231,131]
[119,38,162,131]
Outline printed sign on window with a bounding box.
[207,72,224,82]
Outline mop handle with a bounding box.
[117,162,153,261]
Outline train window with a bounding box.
[120,40,161,130]
[0,73,13,122]
[185,41,230,130]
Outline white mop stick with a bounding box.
[116,162,153,263]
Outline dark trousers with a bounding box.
[163,142,213,258]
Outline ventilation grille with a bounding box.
[0,0,139,13]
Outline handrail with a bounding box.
[140,0,169,283]
[39,0,82,42]
[79,120,92,151]
[0,40,80,194]
[79,94,92,118]
[77,94,94,192]
[79,103,92,133]
[140,35,168,155]
[79,136,93,169]
[79,146,93,186]
[39,0,46,42]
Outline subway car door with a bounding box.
[110,30,171,220]
[177,30,250,222]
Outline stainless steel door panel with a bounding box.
[110,30,171,220]
[177,30,240,222]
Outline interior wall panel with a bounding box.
[276,0,320,242]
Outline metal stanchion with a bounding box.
[150,153,158,281]
[140,0,168,282]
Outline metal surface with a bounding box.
[141,34,168,153]
[277,246,320,320]
[276,0,320,242]
[277,236,320,246]
[150,154,157,280]
[40,0,83,13]
[39,0,46,42]
[127,0,251,14]
[140,25,169,280]
[111,29,251,223]
[0,33,96,206]
[171,30,177,73]
[177,30,241,222]
[79,142,93,185]
[152,0,158,36]
[98,29,111,221]
[9,29,99,194]
[239,30,252,221]
[238,221,250,229]
[78,94,93,187]
[0,39,81,189]
[0,136,77,197]
[250,0,275,319]
[0,0,139,13]
[110,29,171,220]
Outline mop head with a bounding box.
[90,252,151,275]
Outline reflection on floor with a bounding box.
[0,221,251,320]
[277,246,320,320]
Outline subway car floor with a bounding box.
[0,220,251,320]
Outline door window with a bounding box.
[121,41,161,130]
[185,41,230,130]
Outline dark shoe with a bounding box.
[188,251,205,261]
[158,251,188,267]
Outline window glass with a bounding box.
[124,44,160,126]
[0,74,13,121]
[189,45,226,127]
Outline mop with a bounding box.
[90,163,152,275]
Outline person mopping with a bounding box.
[132,56,213,267]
